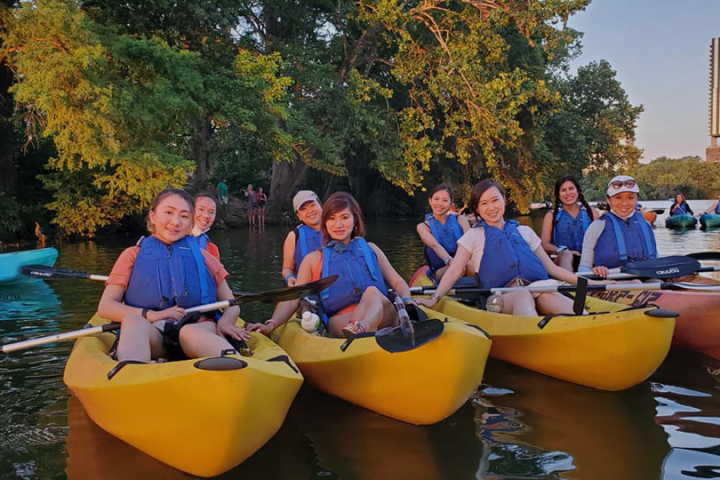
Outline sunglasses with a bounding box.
[608,179,636,190]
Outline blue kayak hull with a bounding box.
[0,247,59,282]
[700,213,720,229]
[664,214,697,229]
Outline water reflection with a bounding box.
[475,359,670,479]
[650,351,720,479]
[289,386,482,479]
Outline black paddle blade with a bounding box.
[231,275,339,305]
[687,252,720,261]
[622,256,701,279]
[20,264,88,280]
[375,319,444,353]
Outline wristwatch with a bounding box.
[556,245,568,254]
[443,256,451,265]
[430,293,441,302]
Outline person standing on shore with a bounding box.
[244,184,257,227]
[217,179,229,205]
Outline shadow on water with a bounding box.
[475,359,670,479]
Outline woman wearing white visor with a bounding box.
[578,175,657,278]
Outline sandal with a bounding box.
[341,321,366,338]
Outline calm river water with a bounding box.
[1,199,720,479]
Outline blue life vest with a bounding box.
[553,207,592,252]
[196,232,209,250]
[593,211,657,269]
[476,220,549,288]
[124,236,217,310]
[671,203,688,215]
[319,237,388,317]
[424,213,464,271]
[293,224,322,269]
[716,202,720,214]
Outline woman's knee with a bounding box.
[120,314,152,334]
[361,286,385,301]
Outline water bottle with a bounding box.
[301,311,321,333]
[486,292,504,313]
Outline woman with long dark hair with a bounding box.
[540,175,600,271]
[417,180,595,316]
[416,185,471,280]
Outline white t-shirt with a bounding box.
[457,225,542,274]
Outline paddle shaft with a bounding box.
[411,281,720,297]
[1,323,120,353]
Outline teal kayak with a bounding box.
[0,247,59,282]
[700,213,720,229]
[664,214,697,229]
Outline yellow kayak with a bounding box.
[410,267,676,391]
[63,315,303,478]
[272,314,491,425]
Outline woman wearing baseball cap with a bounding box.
[577,175,657,278]
[281,190,322,286]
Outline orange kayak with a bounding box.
[642,210,657,225]
[591,274,720,360]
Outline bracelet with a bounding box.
[430,293,441,302]
[401,296,413,303]
[265,319,277,329]
[141,308,149,319]
[284,274,297,285]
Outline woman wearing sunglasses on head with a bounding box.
[577,175,657,278]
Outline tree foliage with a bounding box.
[632,156,720,200]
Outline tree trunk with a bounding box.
[191,117,211,190]
[265,154,309,223]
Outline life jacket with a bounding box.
[552,207,592,252]
[319,237,388,317]
[124,236,217,310]
[593,211,657,269]
[424,213,464,271]
[672,203,688,215]
[476,220,549,288]
[293,224,322,269]
[716,202,720,214]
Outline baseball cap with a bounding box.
[293,190,320,212]
[606,175,640,197]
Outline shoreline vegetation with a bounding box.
[0,3,714,244]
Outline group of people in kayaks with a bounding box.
[98,173,693,365]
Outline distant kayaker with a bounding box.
[249,192,415,338]
[98,188,248,364]
[540,175,600,272]
[192,192,220,260]
[416,179,597,317]
[416,185,471,280]
[282,190,323,286]
[669,192,694,216]
[578,175,657,278]
[702,194,720,214]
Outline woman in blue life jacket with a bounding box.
[248,192,415,338]
[192,192,220,260]
[281,191,322,287]
[416,185,472,280]
[97,188,249,363]
[669,192,694,216]
[540,175,600,272]
[416,180,597,317]
[578,175,657,278]
[702,194,720,214]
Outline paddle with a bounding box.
[410,280,720,298]
[18,264,305,297]
[687,251,720,261]
[1,275,338,354]
[392,294,415,347]
[580,255,720,280]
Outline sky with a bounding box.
[567,0,720,163]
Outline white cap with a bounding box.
[606,175,640,197]
[293,190,320,212]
